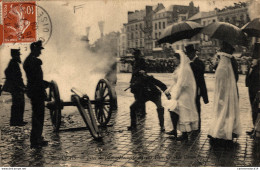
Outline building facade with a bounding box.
[118,24,127,57]
[157,2,199,52]
[126,10,146,54]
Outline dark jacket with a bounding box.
[231,57,239,82]
[3,59,25,93]
[23,54,48,99]
[190,57,209,104]
[246,64,260,91]
[130,73,167,98]
[131,57,146,77]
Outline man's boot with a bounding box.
[157,107,165,132]
[128,108,137,130]
[166,111,177,137]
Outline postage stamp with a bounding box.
[2,1,36,43]
[1,1,52,45]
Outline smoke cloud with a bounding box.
[40,2,117,102]
[1,1,117,105]
[248,0,260,20]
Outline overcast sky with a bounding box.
[39,0,249,43]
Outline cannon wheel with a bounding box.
[72,95,101,140]
[94,79,115,126]
[49,80,62,132]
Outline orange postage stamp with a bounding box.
[2,1,36,43]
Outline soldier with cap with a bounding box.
[128,49,171,131]
[130,49,147,117]
[246,42,260,135]
[23,40,49,149]
[3,49,27,126]
[185,45,208,132]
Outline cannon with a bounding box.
[46,79,117,140]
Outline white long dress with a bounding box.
[208,52,242,140]
[167,51,198,132]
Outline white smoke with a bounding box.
[0,1,116,105]
[248,0,260,20]
[39,2,117,101]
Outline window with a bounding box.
[127,26,129,31]
[159,22,161,29]
[140,32,142,38]
[155,23,157,30]
[203,21,206,26]
[155,33,158,39]
[219,17,223,22]
[140,23,142,29]
[136,32,138,38]
[135,24,138,30]
[159,32,161,38]
[213,19,216,22]
[136,40,138,47]
[131,32,134,39]
[163,22,165,29]
[140,39,143,47]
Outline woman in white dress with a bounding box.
[165,51,198,140]
[208,41,242,142]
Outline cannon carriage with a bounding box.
[46,78,117,140]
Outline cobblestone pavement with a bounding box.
[0,73,259,167]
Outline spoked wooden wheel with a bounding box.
[48,80,62,132]
[94,79,115,126]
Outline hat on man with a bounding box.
[252,42,260,59]
[132,48,141,56]
[221,41,235,54]
[30,40,44,51]
[11,49,21,57]
[185,45,197,54]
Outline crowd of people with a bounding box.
[128,41,260,145]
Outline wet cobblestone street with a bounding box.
[0,73,260,167]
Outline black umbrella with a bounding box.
[202,22,248,46]
[242,18,260,37]
[157,21,203,44]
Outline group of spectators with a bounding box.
[128,41,260,145]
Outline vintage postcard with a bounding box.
[0,0,260,167]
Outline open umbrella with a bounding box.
[202,22,248,46]
[242,18,260,37]
[157,21,203,44]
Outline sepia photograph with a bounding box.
[0,0,259,167]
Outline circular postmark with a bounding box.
[35,4,52,45]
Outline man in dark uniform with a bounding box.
[185,45,209,131]
[128,50,170,131]
[23,40,49,149]
[128,72,170,131]
[3,49,27,126]
[246,42,260,135]
[130,49,146,117]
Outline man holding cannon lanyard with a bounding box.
[128,49,171,131]
[23,40,49,149]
